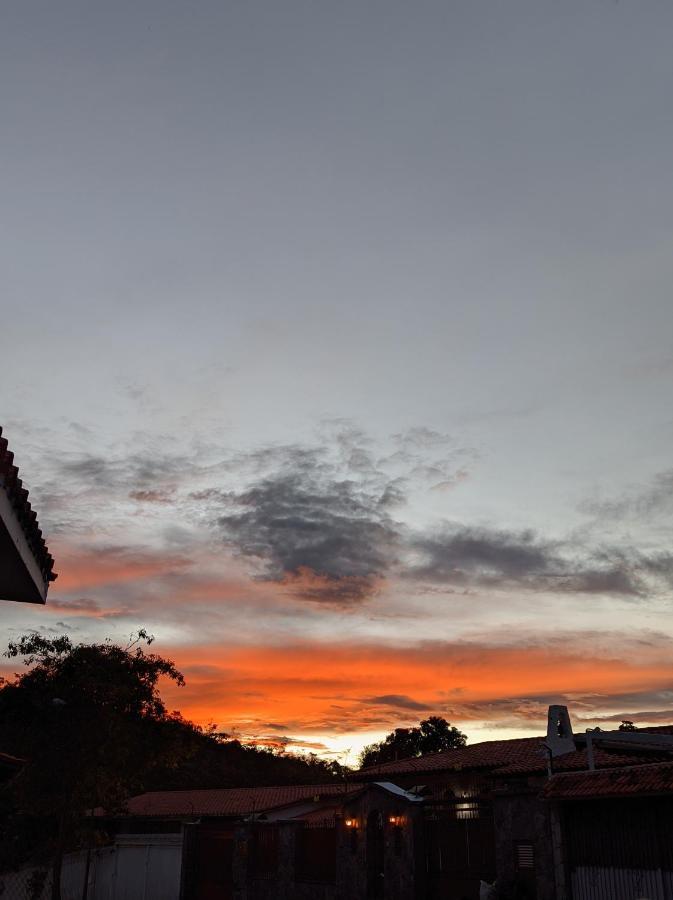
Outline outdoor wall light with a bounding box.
[388,815,402,827]
[344,818,358,829]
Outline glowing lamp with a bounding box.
[388,815,402,826]
[344,818,358,828]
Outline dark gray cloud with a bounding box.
[410,526,555,582]
[212,443,665,602]
[640,553,673,588]
[59,452,187,492]
[217,452,403,603]
[571,686,673,716]
[407,526,645,596]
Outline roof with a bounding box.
[372,781,424,802]
[107,783,362,819]
[543,761,673,800]
[0,751,24,769]
[294,804,342,826]
[358,736,671,779]
[0,427,56,601]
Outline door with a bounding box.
[367,810,385,899]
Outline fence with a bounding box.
[0,833,182,900]
[424,799,497,900]
[566,797,673,900]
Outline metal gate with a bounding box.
[424,799,496,900]
[565,798,673,900]
[182,824,235,900]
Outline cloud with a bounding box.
[582,469,673,521]
[589,709,673,724]
[38,597,130,619]
[406,526,644,595]
[409,526,556,582]
[129,489,176,504]
[51,544,190,592]
[163,631,673,739]
[216,452,403,604]
[22,422,672,636]
[640,552,673,588]
[242,734,331,753]
[362,694,432,711]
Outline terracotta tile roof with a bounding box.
[0,427,56,586]
[358,736,670,779]
[109,783,361,818]
[543,761,673,800]
[292,804,342,826]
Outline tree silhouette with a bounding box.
[359,716,467,768]
[0,631,195,900]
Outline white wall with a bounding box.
[0,833,183,900]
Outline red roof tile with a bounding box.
[293,804,342,826]
[359,736,670,778]
[543,761,673,800]
[0,427,56,586]
[110,783,361,818]
[359,737,542,777]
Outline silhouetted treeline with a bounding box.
[0,632,342,891]
[144,730,344,790]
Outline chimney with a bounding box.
[545,705,575,758]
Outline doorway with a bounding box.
[366,810,385,899]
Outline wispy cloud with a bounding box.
[407,525,646,596]
[582,469,673,521]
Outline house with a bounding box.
[88,783,362,900]
[1,784,358,900]
[357,707,673,899]
[0,426,56,603]
[87,709,673,900]
[9,707,673,899]
[90,781,423,900]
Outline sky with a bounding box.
[2,0,673,763]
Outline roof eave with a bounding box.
[0,487,48,603]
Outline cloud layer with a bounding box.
[151,631,673,747]
[7,423,673,753]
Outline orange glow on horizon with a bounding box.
[157,638,673,741]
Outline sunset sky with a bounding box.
[3,1,673,762]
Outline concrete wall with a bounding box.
[233,788,422,900]
[339,788,422,900]
[493,782,556,900]
[232,821,336,900]
[0,833,183,900]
